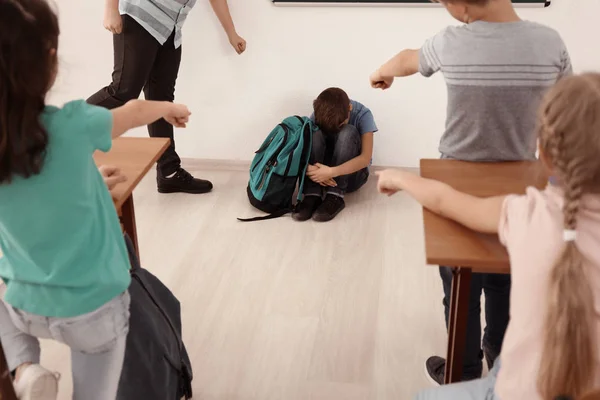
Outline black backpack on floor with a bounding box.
[117,235,193,400]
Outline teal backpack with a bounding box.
[239,116,316,222]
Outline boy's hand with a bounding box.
[370,70,394,90]
[376,169,408,196]
[229,32,247,55]
[320,179,337,187]
[103,5,122,34]
[308,163,335,184]
[99,165,127,193]
[165,104,192,128]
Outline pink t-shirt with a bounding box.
[496,185,600,399]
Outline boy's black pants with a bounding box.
[88,15,181,177]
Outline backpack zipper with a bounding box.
[255,125,283,154]
[258,164,271,190]
[251,154,264,172]
[256,123,291,191]
[266,125,289,167]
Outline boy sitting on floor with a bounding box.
[293,88,377,222]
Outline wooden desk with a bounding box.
[0,137,168,400]
[420,159,548,384]
[94,137,170,258]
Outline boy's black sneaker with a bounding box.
[425,356,446,386]
[292,196,322,221]
[157,168,213,194]
[312,194,345,222]
[425,355,483,386]
[483,345,498,371]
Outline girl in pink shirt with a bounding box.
[377,73,600,400]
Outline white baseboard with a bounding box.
[181,158,418,174]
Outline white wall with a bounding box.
[52,0,600,167]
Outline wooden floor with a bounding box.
[40,166,448,400]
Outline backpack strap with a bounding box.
[124,234,141,271]
[297,118,314,201]
[237,208,291,222]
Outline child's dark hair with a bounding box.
[0,0,59,184]
[313,88,350,135]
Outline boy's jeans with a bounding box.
[439,267,510,379]
[303,125,369,198]
[415,359,502,400]
[0,290,130,400]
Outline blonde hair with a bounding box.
[537,73,600,399]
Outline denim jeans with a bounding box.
[439,267,510,379]
[0,289,130,400]
[87,15,182,176]
[303,125,369,198]
[415,359,502,400]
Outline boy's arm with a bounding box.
[209,0,246,54]
[377,169,505,234]
[110,100,190,139]
[379,49,420,79]
[370,49,420,89]
[331,132,374,177]
[103,0,122,34]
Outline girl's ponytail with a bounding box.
[537,74,600,400]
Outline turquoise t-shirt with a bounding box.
[0,101,131,318]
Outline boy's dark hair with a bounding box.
[313,88,351,135]
[0,0,59,184]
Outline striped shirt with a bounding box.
[419,21,572,162]
[119,0,196,48]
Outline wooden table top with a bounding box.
[94,137,170,209]
[420,159,549,272]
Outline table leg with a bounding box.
[120,195,140,261]
[0,344,17,400]
[444,267,472,384]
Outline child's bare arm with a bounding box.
[380,49,420,78]
[377,169,505,234]
[209,0,246,54]
[103,0,122,34]
[111,100,191,139]
[370,49,420,89]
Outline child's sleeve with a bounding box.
[498,188,538,248]
[357,109,378,135]
[498,196,516,247]
[558,40,573,79]
[73,101,113,153]
[419,28,448,78]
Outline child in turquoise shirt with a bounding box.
[0,1,191,399]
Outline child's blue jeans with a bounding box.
[304,125,369,198]
[0,288,130,400]
[415,360,502,400]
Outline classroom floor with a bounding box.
[40,164,448,400]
